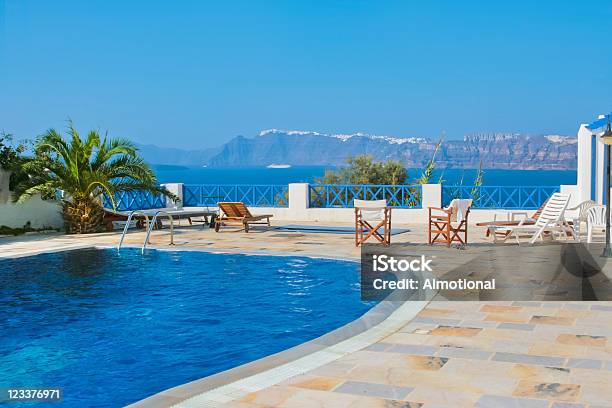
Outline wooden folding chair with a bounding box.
[354,199,392,246]
[428,199,472,247]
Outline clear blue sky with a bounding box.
[1,1,611,149]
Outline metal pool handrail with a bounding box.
[142,210,175,253]
[118,210,151,251]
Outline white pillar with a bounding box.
[421,184,442,208]
[288,183,309,212]
[161,183,183,209]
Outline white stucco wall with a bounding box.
[0,195,63,229]
[0,169,63,229]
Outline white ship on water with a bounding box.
[266,164,291,169]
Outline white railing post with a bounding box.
[421,184,442,208]
[161,183,183,209]
[288,183,309,218]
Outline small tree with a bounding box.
[318,155,407,185]
[0,132,27,191]
[14,122,175,234]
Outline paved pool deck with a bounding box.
[2,222,612,407]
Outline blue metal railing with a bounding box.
[442,185,560,209]
[182,184,289,207]
[309,184,422,208]
[101,184,562,211]
[103,190,166,211]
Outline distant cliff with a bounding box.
[204,130,577,170]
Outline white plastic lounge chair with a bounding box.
[586,205,606,243]
[566,200,597,241]
[490,193,572,244]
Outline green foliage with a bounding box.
[470,161,485,202]
[0,132,27,190]
[414,137,442,185]
[318,155,407,185]
[14,122,175,233]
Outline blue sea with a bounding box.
[154,165,577,186]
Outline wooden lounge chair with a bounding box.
[354,199,391,246]
[214,202,273,232]
[428,199,472,247]
[490,193,572,244]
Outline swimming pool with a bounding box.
[0,248,373,407]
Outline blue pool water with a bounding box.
[0,248,371,407]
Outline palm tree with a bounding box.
[15,122,174,234]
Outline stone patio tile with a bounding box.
[512,301,542,307]
[280,387,407,408]
[340,350,406,367]
[565,358,603,369]
[387,344,438,356]
[383,332,441,346]
[411,316,462,326]
[333,380,414,400]
[439,359,514,381]
[403,355,448,371]
[577,383,612,406]
[456,320,498,329]
[492,339,532,354]
[398,322,439,334]
[498,323,536,331]
[556,333,607,347]
[237,385,300,406]
[284,375,343,391]
[550,403,585,408]
[579,347,612,361]
[475,394,548,408]
[562,303,590,310]
[492,352,566,366]
[364,343,394,352]
[591,304,612,312]
[528,342,586,358]
[541,302,565,308]
[308,361,357,378]
[554,309,594,319]
[530,315,576,326]
[509,364,571,383]
[436,346,491,361]
[485,313,532,324]
[480,305,523,313]
[406,387,481,407]
[420,334,492,350]
[417,308,457,317]
[512,380,580,402]
[428,326,482,337]
[340,364,407,386]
